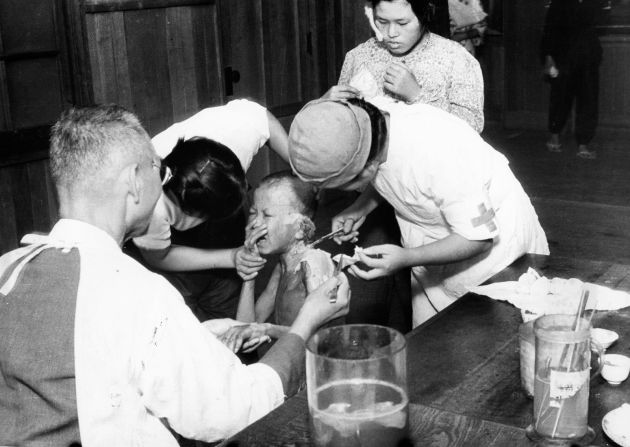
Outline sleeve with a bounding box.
[225,99,270,142]
[132,196,172,251]
[152,122,184,160]
[447,50,485,133]
[421,144,499,241]
[137,292,284,442]
[221,99,270,171]
[337,51,356,85]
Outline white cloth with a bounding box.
[369,101,549,327]
[448,0,487,28]
[135,99,270,251]
[32,219,284,445]
[470,267,630,322]
[151,99,270,170]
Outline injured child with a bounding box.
[217,170,338,353]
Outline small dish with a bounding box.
[591,328,619,350]
[601,354,630,385]
[602,403,630,447]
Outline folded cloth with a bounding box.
[469,268,630,322]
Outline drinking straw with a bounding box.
[550,287,590,438]
[534,356,553,431]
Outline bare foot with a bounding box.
[576,145,597,159]
[546,134,562,152]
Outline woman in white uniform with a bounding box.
[131,99,285,321]
[288,97,549,327]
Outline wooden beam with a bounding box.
[0,21,12,130]
[62,0,95,105]
[84,0,214,14]
[0,50,60,62]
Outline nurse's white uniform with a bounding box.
[369,100,549,327]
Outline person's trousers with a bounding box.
[166,210,247,322]
[162,268,242,322]
[548,62,600,145]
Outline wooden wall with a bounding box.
[0,158,58,255]
[85,0,224,136]
[0,0,69,254]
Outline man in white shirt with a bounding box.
[0,105,349,446]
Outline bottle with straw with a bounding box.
[526,286,603,444]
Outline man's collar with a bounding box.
[47,219,122,253]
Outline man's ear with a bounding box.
[124,162,142,204]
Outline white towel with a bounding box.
[469,268,630,321]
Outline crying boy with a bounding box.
[219,171,338,352]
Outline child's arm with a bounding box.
[235,262,282,322]
[253,263,282,323]
[235,280,257,323]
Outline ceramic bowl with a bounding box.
[602,403,630,447]
[591,328,619,350]
[601,354,630,385]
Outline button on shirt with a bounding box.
[7,219,284,446]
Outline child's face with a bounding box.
[249,183,304,256]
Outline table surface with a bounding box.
[218,255,630,446]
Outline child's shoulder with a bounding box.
[297,248,335,289]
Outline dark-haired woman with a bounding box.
[132,99,288,321]
[326,0,484,133]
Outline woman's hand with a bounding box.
[383,62,421,102]
[349,244,413,280]
[322,85,362,101]
[331,209,366,245]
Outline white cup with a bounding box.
[601,354,630,385]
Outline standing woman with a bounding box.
[326,0,484,133]
[131,99,286,321]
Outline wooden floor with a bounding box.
[482,126,630,265]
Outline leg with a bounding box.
[547,73,575,151]
[347,202,412,334]
[162,269,242,321]
[575,62,600,158]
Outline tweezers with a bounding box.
[329,256,344,304]
[308,228,344,248]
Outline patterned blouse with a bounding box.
[338,32,485,133]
